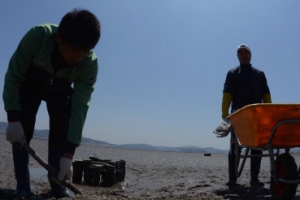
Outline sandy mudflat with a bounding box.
[1,133,300,199]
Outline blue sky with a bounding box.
[0,1,300,150]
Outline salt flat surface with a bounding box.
[1,133,300,199]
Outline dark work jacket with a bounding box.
[223,64,270,111]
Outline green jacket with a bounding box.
[3,24,98,148]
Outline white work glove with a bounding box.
[213,118,232,138]
[6,122,26,145]
[58,157,73,181]
[215,131,230,138]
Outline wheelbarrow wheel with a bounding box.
[270,153,298,200]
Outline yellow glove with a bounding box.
[262,93,272,103]
[222,92,232,118]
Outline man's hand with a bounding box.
[213,118,232,138]
[58,157,73,181]
[216,131,230,138]
[6,121,26,145]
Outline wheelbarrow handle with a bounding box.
[22,143,85,196]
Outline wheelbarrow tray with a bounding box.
[227,103,300,148]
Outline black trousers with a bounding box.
[18,87,72,148]
[228,130,262,180]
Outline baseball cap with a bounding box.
[237,44,251,53]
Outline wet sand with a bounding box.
[1,133,300,199]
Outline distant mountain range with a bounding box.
[0,122,237,154]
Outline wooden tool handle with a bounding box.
[22,143,85,195]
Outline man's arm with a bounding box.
[261,71,271,103]
[3,28,38,121]
[262,93,272,103]
[222,70,235,118]
[222,92,232,118]
[3,27,39,145]
[64,56,98,155]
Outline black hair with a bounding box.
[58,8,101,49]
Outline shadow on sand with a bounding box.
[0,188,54,200]
[213,184,272,200]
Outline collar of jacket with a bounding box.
[240,63,252,69]
[50,43,78,72]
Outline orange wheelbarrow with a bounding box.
[227,103,300,200]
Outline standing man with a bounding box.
[3,9,101,199]
[222,44,271,186]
